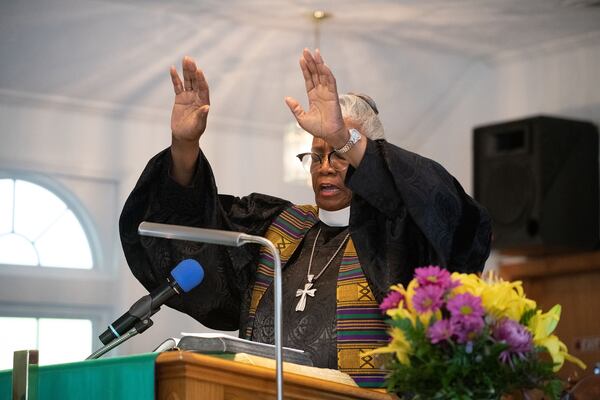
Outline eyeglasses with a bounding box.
[296,151,350,173]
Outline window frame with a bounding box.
[0,171,102,273]
[0,169,120,363]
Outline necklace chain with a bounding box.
[307,227,350,282]
[295,226,350,312]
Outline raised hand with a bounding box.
[285,49,347,149]
[170,56,210,142]
[169,56,210,186]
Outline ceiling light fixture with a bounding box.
[310,10,331,49]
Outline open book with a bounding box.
[177,332,313,366]
[153,333,358,387]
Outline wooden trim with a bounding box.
[499,251,600,280]
[156,351,395,400]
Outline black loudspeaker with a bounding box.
[473,115,599,255]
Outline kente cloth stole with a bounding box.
[243,204,390,388]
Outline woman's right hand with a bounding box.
[169,56,210,186]
[170,56,210,142]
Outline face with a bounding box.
[310,137,353,211]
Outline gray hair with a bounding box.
[339,93,385,140]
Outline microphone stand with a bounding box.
[137,222,285,400]
[87,318,154,360]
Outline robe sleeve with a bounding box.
[119,148,290,330]
[346,139,492,300]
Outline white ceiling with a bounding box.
[1,0,600,137]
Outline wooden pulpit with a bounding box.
[155,351,396,400]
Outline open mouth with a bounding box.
[319,183,340,196]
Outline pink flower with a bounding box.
[379,290,404,313]
[412,284,445,313]
[492,318,533,364]
[414,266,458,291]
[427,319,453,344]
[447,293,485,321]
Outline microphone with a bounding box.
[99,259,204,345]
[137,221,285,400]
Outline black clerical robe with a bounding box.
[120,138,491,334]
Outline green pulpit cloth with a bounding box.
[0,353,158,400]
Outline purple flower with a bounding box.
[451,316,485,343]
[380,290,404,313]
[412,284,445,313]
[447,293,485,321]
[414,266,458,291]
[493,318,533,364]
[427,319,453,344]
[447,293,485,343]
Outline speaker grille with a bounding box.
[473,115,599,254]
[483,163,535,226]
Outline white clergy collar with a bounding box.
[318,206,350,227]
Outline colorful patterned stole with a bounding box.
[243,205,389,388]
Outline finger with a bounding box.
[314,48,324,65]
[300,58,314,93]
[313,49,338,94]
[302,48,321,87]
[170,66,184,95]
[304,49,321,86]
[314,49,330,87]
[182,56,196,91]
[189,105,210,131]
[195,69,210,104]
[198,104,210,116]
[314,50,328,84]
[285,96,306,122]
[190,70,198,91]
[319,62,338,95]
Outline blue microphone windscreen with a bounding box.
[171,259,204,292]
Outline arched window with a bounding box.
[0,175,106,370]
[0,178,94,269]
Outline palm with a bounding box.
[171,91,209,140]
[303,83,344,138]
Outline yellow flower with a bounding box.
[403,279,419,313]
[368,327,412,365]
[529,305,586,371]
[450,272,485,296]
[529,305,561,339]
[480,279,536,322]
[389,284,406,294]
[536,335,586,372]
[450,272,536,322]
[386,299,416,324]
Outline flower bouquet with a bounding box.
[374,266,586,400]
